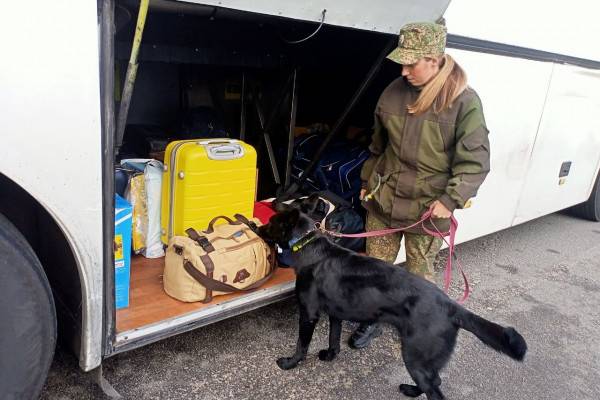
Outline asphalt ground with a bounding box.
[40,212,600,399]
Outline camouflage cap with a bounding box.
[387,22,447,65]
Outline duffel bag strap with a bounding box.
[233,213,258,233]
[183,259,277,303]
[205,215,240,233]
[185,228,215,253]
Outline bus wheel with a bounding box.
[0,213,56,399]
[570,171,600,222]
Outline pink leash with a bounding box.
[321,210,470,304]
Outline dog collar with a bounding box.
[288,230,318,252]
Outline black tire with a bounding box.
[570,171,600,221]
[0,213,56,400]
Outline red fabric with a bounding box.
[253,201,276,224]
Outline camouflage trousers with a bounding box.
[365,213,443,282]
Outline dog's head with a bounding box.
[257,205,315,248]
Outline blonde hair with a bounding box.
[407,54,467,115]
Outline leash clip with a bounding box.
[363,173,382,202]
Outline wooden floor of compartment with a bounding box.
[116,255,296,333]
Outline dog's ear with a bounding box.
[307,192,320,202]
[273,200,291,212]
[287,208,300,226]
[300,193,320,214]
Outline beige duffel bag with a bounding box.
[163,214,277,303]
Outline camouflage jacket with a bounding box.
[360,77,490,233]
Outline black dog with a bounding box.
[258,206,527,400]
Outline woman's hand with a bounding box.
[359,188,367,200]
[429,200,452,218]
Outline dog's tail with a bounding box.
[454,307,527,361]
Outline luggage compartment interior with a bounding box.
[112,0,398,339]
[117,255,296,332]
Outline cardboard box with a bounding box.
[114,194,133,309]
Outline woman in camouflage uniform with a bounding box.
[349,21,491,349]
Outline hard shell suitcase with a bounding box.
[161,139,257,243]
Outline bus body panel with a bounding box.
[444,48,554,243]
[444,0,600,62]
[514,64,600,224]
[0,0,104,371]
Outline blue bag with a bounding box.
[291,134,369,206]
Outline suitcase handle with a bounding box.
[209,144,244,160]
[197,140,245,160]
[197,139,239,145]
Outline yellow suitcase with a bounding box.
[160,139,257,243]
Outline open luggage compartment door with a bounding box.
[177,0,451,35]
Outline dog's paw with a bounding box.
[399,384,423,398]
[276,357,299,370]
[318,349,338,362]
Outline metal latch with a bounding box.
[559,161,572,178]
[559,161,572,186]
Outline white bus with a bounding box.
[1,0,598,397]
